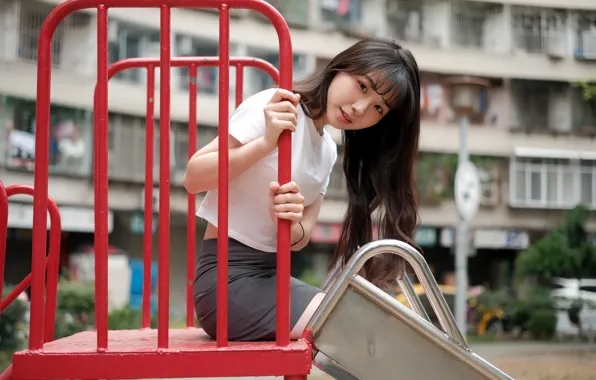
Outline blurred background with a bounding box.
[1,0,596,376]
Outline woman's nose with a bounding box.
[353,98,372,115]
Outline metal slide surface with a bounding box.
[307,240,514,380]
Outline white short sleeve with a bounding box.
[319,171,331,196]
[318,138,338,196]
[228,88,275,145]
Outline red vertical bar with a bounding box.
[187,64,198,328]
[95,4,109,352]
[276,11,294,347]
[217,3,230,348]
[30,6,55,353]
[235,64,243,108]
[143,65,155,329]
[0,182,7,299]
[158,5,171,349]
[44,198,61,342]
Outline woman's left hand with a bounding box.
[269,181,304,225]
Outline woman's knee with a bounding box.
[290,292,326,340]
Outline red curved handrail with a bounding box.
[0,184,62,345]
[35,0,293,351]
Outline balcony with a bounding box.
[1,95,93,177]
[0,0,93,74]
[386,0,424,44]
[511,6,568,58]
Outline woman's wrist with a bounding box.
[256,136,277,155]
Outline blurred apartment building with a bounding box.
[1,0,596,307]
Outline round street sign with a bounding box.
[454,160,481,221]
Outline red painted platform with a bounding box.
[12,328,312,379]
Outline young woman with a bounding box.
[183,37,422,342]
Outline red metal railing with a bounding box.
[94,56,280,332]
[0,183,62,344]
[34,0,293,352]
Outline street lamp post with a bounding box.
[444,76,490,339]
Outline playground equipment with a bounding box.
[0,1,514,379]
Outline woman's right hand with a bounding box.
[262,89,300,150]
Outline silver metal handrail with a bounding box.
[308,239,467,348]
[397,275,431,323]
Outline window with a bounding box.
[175,36,219,95]
[320,0,362,32]
[451,4,487,49]
[4,96,91,176]
[512,7,567,54]
[510,155,596,209]
[108,22,160,83]
[268,0,309,28]
[17,1,65,65]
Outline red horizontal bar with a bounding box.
[107,57,280,84]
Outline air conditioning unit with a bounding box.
[478,166,500,207]
[545,33,566,59]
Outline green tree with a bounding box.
[575,81,596,101]
[516,204,596,280]
[516,204,596,336]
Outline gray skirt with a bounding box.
[193,238,321,341]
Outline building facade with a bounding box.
[1,0,596,310]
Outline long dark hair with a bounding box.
[294,37,422,287]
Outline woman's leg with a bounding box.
[290,292,326,340]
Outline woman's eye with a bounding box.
[358,81,367,93]
[375,105,383,114]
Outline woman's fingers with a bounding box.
[277,181,301,194]
[273,202,304,213]
[270,111,298,125]
[274,192,304,205]
[269,89,300,105]
[274,212,303,223]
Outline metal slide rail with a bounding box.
[94,56,280,330]
[30,0,294,353]
[307,239,514,380]
[0,182,62,380]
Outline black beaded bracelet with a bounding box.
[291,222,305,247]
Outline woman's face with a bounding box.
[324,71,394,131]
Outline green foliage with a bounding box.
[108,306,158,330]
[505,285,557,340]
[299,268,322,288]
[0,286,28,351]
[574,81,596,101]
[515,204,596,281]
[53,280,96,339]
[527,308,557,340]
[415,153,504,205]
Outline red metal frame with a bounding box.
[0,182,62,380]
[94,56,280,331]
[5,1,312,379]
[0,184,61,338]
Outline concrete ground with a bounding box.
[164,342,596,380]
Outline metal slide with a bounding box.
[306,239,514,380]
